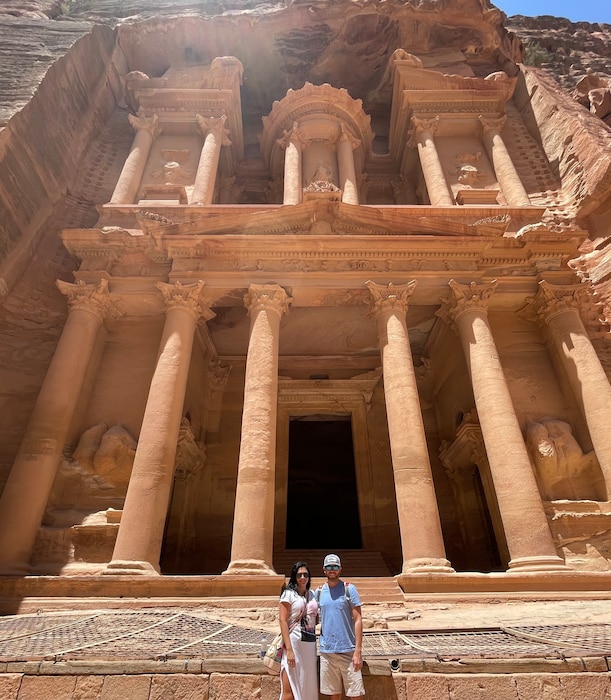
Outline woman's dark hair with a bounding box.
[280,561,311,595]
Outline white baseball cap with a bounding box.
[323,554,341,567]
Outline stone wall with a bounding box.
[0,669,610,699]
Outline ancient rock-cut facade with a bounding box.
[0,0,611,695]
[0,0,610,581]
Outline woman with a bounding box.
[279,561,318,700]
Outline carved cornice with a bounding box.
[156,280,216,321]
[365,280,417,317]
[244,284,291,318]
[436,279,498,330]
[56,278,124,324]
[278,368,382,409]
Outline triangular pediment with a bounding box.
[124,199,545,239]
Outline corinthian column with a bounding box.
[521,280,611,499]
[110,114,161,205]
[277,122,304,205]
[366,281,453,573]
[409,116,454,206]
[0,279,122,574]
[337,124,360,205]
[438,280,566,572]
[105,281,215,575]
[480,116,530,206]
[224,284,291,575]
[192,115,231,205]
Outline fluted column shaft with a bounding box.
[439,280,566,572]
[0,280,121,574]
[337,126,360,205]
[279,123,303,205]
[224,284,291,575]
[410,116,453,206]
[192,115,231,205]
[480,116,530,206]
[367,281,453,574]
[110,114,160,205]
[523,281,611,499]
[105,282,214,575]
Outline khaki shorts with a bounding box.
[320,652,365,697]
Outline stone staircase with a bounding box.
[273,550,405,603]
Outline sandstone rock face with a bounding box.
[505,15,611,90]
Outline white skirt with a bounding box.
[279,627,318,700]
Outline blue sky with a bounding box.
[493,0,610,23]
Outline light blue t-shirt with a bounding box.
[317,581,362,654]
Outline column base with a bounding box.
[102,560,161,576]
[401,557,455,574]
[507,555,569,573]
[222,559,277,575]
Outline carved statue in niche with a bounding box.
[174,417,206,481]
[151,149,194,184]
[304,163,340,194]
[46,423,137,524]
[451,152,485,187]
[525,417,601,501]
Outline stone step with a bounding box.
[308,577,405,603]
[273,549,395,578]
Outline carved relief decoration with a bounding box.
[56,278,124,324]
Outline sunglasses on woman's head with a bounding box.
[296,572,309,578]
[324,565,340,571]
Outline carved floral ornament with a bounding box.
[519,280,589,325]
[436,279,498,330]
[195,114,232,147]
[365,280,417,317]
[56,278,124,323]
[128,113,162,140]
[155,280,216,321]
[243,284,292,317]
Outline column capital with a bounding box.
[156,280,216,322]
[365,280,417,317]
[437,279,498,330]
[479,114,507,136]
[56,278,124,323]
[128,113,162,140]
[195,114,232,147]
[407,115,440,146]
[244,284,291,318]
[276,121,306,150]
[519,280,587,326]
[338,123,361,151]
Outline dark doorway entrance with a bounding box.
[286,416,362,549]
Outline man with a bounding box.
[316,553,365,698]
